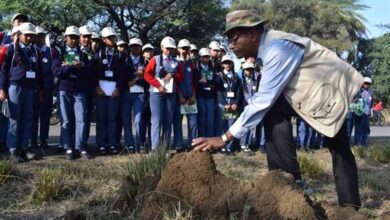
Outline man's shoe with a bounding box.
[10,150,26,163]
[80,151,91,160]
[66,150,75,160]
[28,141,38,149]
[126,146,135,154]
[241,145,255,156]
[176,146,186,154]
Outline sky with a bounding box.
[359,0,390,38]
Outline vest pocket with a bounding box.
[300,82,343,125]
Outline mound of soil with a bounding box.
[139,151,327,219]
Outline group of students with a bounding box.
[0,13,268,162]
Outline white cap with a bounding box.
[64,26,80,36]
[116,40,127,46]
[209,41,220,50]
[161,36,176,49]
[18,22,36,35]
[11,13,28,23]
[221,54,234,63]
[242,62,255,70]
[199,48,211,57]
[92,32,100,39]
[190,44,198,51]
[220,45,227,52]
[142,43,154,51]
[363,77,372,84]
[79,25,92,35]
[178,39,191,48]
[35,26,47,35]
[11,27,19,35]
[129,37,143,46]
[101,27,117,38]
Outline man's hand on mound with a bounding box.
[192,131,234,151]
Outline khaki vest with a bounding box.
[260,30,364,137]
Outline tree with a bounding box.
[369,34,390,104]
[231,0,368,56]
[0,0,227,47]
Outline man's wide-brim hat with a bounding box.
[224,9,268,35]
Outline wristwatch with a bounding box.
[221,133,228,143]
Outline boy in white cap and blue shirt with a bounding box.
[173,39,197,152]
[0,22,42,162]
[95,27,132,155]
[52,26,94,160]
[29,26,56,149]
[78,25,95,147]
[144,36,183,151]
[121,37,147,153]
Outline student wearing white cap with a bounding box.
[0,13,29,47]
[217,54,242,155]
[219,45,227,59]
[29,26,56,149]
[195,48,218,138]
[78,25,95,147]
[189,43,199,68]
[172,39,197,152]
[116,40,128,53]
[0,22,42,162]
[141,43,154,149]
[121,37,148,153]
[91,32,101,53]
[144,36,183,151]
[52,25,94,160]
[95,27,132,155]
[209,41,223,137]
[239,62,262,155]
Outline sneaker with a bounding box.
[10,150,26,163]
[99,147,107,155]
[241,145,255,156]
[66,150,75,160]
[80,151,91,160]
[24,149,38,160]
[139,146,148,154]
[295,179,314,195]
[56,146,65,153]
[126,146,135,154]
[109,146,118,154]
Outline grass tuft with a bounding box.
[353,144,390,164]
[159,201,194,220]
[32,168,64,204]
[298,154,323,180]
[0,160,13,185]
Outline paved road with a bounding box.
[46,123,390,146]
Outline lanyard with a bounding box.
[105,50,114,69]
[21,46,34,70]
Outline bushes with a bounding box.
[298,154,323,180]
[32,168,64,204]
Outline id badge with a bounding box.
[105,70,113,77]
[227,92,235,98]
[26,71,36,79]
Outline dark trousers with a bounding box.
[264,96,360,207]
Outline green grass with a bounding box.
[360,174,388,192]
[32,168,64,204]
[121,147,171,203]
[298,154,324,180]
[0,160,13,184]
[353,144,390,164]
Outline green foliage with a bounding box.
[32,168,63,204]
[231,0,368,54]
[360,174,388,192]
[298,154,323,180]
[0,160,13,185]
